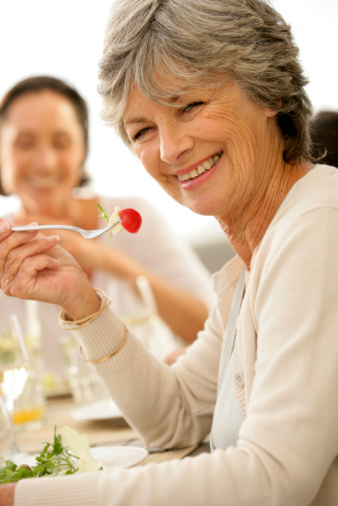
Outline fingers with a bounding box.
[3,235,58,278]
[0,221,39,270]
[0,222,60,296]
[0,221,13,241]
[2,253,60,299]
[0,224,34,275]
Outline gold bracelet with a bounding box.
[78,326,129,364]
[58,288,111,330]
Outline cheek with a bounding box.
[137,145,158,178]
[1,166,15,195]
[221,116,262,168]
[0,148,22,193]
[138,147,175,196]
[61,146,85,173]
[60,161,81,189]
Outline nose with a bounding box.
[35,144,57,171]
[159,122,194,164]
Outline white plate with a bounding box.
[91,445,148,468]
[71,398,122,421]
[13,445,148,470]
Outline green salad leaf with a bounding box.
[0,427,80,483]
[97,203,110,222]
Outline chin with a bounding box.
[183,197,219,217]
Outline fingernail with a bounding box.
[0,222,10,234]
[27,222,38,226]
[46,235,60,242]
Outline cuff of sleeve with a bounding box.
[70,307,138,374]
[15,471,99,506]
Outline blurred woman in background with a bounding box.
[0,75,215,381]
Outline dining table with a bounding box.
[0,392,210,467]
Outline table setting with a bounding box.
[0,306,203,485]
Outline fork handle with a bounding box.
[12,225,71,232]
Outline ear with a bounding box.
[265,98,282,117]
[265,109,278,117]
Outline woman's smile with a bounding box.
[25,173,62,191]
[176,152,223,183]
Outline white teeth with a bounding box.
[177,153,222,182]
[202,159,212,170]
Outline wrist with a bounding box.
[59,289,111,330]
[63,287,101,321]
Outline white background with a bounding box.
[0,0,337,246]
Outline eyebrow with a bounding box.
[15,130,34,136]
[124,94,184,127]
[124,117,148,127]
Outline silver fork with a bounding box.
[12,219,121,240]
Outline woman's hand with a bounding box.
[0,221,100,321]
[0,483,15,506]
[163,348,187,365]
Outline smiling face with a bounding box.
[123,78,283,225]
[0,90,86,215]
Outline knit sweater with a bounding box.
[16,165,338,505]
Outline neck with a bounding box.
[218,160,313,270]
[16,193,98,229]
[17,196,73,220]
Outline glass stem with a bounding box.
[1,397,21,456]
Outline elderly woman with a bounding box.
[0,0,337,505]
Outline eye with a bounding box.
[15,136,35,149]
[53,136,72,149]
[133,127,152,141]
[182,102,204,114]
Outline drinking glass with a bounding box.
[0,314,29,457]
[108,276,180,360]
[13,300,45,428]
[60,335,108,405]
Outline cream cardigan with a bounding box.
[16,165,338,505]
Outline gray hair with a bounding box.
[98,0,313,163]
